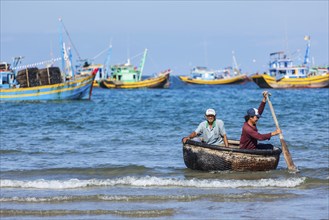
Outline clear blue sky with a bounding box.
[1,1,328,75]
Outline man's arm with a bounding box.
[223,134,229,148]
[183,131,197,143]
[246,125,271,141]
[258,91,268,115]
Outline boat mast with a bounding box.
[138,48,148,81]
[104,44,112,79]
[59,18,65,75]
[232,51,240,75]
[11,56,24,75]
[59,18,74,79]
[303,35,311,65]
[68,47,74,78]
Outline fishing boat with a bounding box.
[100,70,170,89]
[179,66,248,85]
[99,49,170,89]
[0,19,96,101]
[183,139,282,172]
[76,45,112,87]
[77,62,105,87]
[179,53,248,85]
[251,36,329,89]
[0,58,97,102]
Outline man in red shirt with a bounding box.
[240,91,281,149]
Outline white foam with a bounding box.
[0,176,306,189]
[0,196,71,202]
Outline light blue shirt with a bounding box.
[195,119,226,145]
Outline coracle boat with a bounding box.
[251,36,329,89]
[99,49,171,89]
[183,139,282,172]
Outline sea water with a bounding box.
[0,78,328,219]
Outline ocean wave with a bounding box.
[0,149,22,154]
[0,176,306,189]
[0,192,297,203]
[0,165,151,177]
[0,208,175,218]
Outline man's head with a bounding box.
[247,108,261,118]
[245,108,260,124]
[205,108,216,123]
[205,108,216,116]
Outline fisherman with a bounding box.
[240,91,281,149]
[183,108,229,147]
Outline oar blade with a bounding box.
[280,138,297,171]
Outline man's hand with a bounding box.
[262,90,268,98]
[182,137,190,144]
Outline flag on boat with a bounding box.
[304,35,311,41]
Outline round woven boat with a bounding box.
[183,139,282,172]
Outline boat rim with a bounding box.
[184,139,282,156]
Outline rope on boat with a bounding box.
[59,19,81,60]
[12,58,62,70]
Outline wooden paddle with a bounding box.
[266,93,298,171]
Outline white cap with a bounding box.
[205,108,216,116]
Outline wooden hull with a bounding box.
[183,140,281,172]
[0,75,95,101]
[179,74,248,85]
[99,73,170,89]
[251,74,329,89]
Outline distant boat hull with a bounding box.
[183,140,281,172]
[179,74,248,85]
[99,72,170,89]
[0,75,95,101]
[251,74,329,89]
[93,80,101,87]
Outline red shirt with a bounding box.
[239,101,271,149]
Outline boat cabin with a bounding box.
[77,63,106,81]
[268,51,308,80]
[0,62,10,71]
[308,66,329,76]
[110,63,141,82]
[218,66,241,78]
[191,66,217,80]
[0,62,16,88]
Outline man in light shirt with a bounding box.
[183,108,229,147]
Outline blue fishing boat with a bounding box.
[0,63,96,101]
[0,19,96,101]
